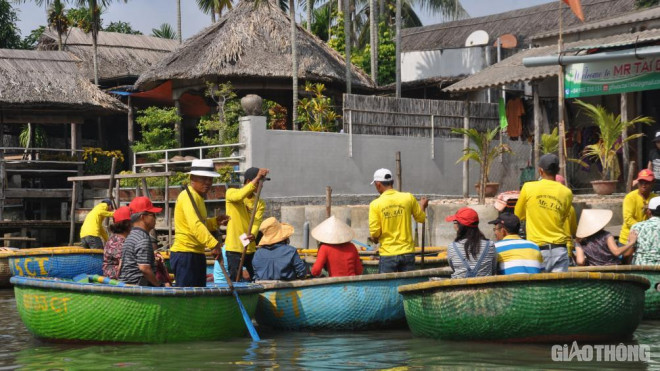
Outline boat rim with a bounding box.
[398,272,651,294]
[8,247,104,257]
[256,267,453,289]
[569,265,660,272]
[11,276,264,297]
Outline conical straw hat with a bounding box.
[311,216,355,244]
[576,209,613,238]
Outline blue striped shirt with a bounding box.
[495,235,543,275]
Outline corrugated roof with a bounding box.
[0,49,127,113]
[444,28,660,93]
[401,0,635,52]
[532,6,660,40]
[38,27,179,82]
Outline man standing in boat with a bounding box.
[171,159,230,287]
[514,154,573,272]
[80,199,114,249]
[368,168,428,273]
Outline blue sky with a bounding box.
[12,0,555,40]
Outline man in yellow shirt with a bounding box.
[620,169,657,244]
[556,175,577,258]
[225,167,268,281]
[368,168,428,273]
[514,154,573,272]
[80,199,114,249]
[171,159,230,287]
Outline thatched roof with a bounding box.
[0,49,127,113]
[38,28,179,83]
[135,0,374,91]
[401,0,636,52]
[444,28,660,93]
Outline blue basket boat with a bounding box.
[255,267,452,331]
[8,247,103,279]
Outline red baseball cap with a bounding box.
[113,206,131,223]
[445,207,479,227]
[636,169,655,182]
[129,196,162,215]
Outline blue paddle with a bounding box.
[182,184,260,341]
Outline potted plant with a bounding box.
[451,127,512,203]
[575,100,654,195]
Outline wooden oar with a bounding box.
[181,184,260,341]
[421,221,426,268]
[236,179,264,282]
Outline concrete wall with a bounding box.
[401,47,491,82]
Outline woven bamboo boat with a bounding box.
[570,265,660,319]
[255,267,452,331]
[399,272,649,342]
[8,247,103,279]
[304,256,448,275]
[11,276,263,343]
[0,251,13,288]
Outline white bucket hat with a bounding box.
[576,209,613,239]
[311,216,355,244]
[188,159,220,178]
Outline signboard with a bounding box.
[564,56,660,98]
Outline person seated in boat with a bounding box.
[489,213,543,274]
[514,154,573,272]
[620,170,657,246]
[574,209,637,266]
[445,207,497,279]
[213,245,250,283]
[252,217,307,281]
[310,216,363,277]
[368,168,428,273]
[630,197,660,265]
[102,206,131,279]
[119,197,169,287]
[80,199,115,249]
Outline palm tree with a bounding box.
[343,0,351,94]
[289,0,299,129]
[197,0,233,23]
[13,0,69,50]
[72,0,127,86]
[176,0,181,43]
[151,23,177,40]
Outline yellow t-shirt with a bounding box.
[171,186,219,254]
[564,206,577,255]
[79,202,114,241]
[225,183,265,254]
[514,179,573,246]
[369,189,426,256]
[619,190,656,244]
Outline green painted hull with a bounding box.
[399,272,649,342]
[570,265,660,319]
[12,277,261,343]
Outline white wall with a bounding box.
[401,47,491,83]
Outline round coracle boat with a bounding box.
[399,272,649,343]
[570,265,660,319]
[8,247,103,279]
[11,276,263,343]
[255,267,452,331]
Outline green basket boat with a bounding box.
[399,272,649,343]
[11,276,263,343]
[570,265,660,319]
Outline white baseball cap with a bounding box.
[371,168,393,184]
[188,159,220,177]
[649,197,660,211]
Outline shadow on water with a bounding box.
[1,289,659,370]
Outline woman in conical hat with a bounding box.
[310,216,363,277]
[574,209,637,266]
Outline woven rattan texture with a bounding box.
[14,285,259,343]
[9,253,102,279]
[402,278,646,342]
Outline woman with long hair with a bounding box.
[445,207,497,278]
[103,206,131,279]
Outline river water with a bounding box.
[1,289,659,370]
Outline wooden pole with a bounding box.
[141,178,151,199]
[0,150,4,221]
[165,175,171,247]
[70,123,78,157]
[344,0,352,95]
[557,1,568,183]
[533,85,542,168]
[68,181,78,245]
[395,0,401,97]
[325,186,332,218]
[621,93,630,186]
[115,179,120,207]
[463,100,470,198]
[127,96,135,168]
[107,157,117,208]
[396,151,402,191]
[627,161,636,193]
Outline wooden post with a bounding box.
[127,96,135,168]
[0,150,4,220]
[463,100,470,198]
[115,179,120,207]
[107,157,117,207]
[627,161,636,193]
[325,186,332,218]
[533,85,542,169]
[165,175,171,247]
[621,93,629,184]
[174,99,183,148]
[69,181,78,245]
[71,123,78,156]
[395,151,402,191]
[141,178,151,199]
